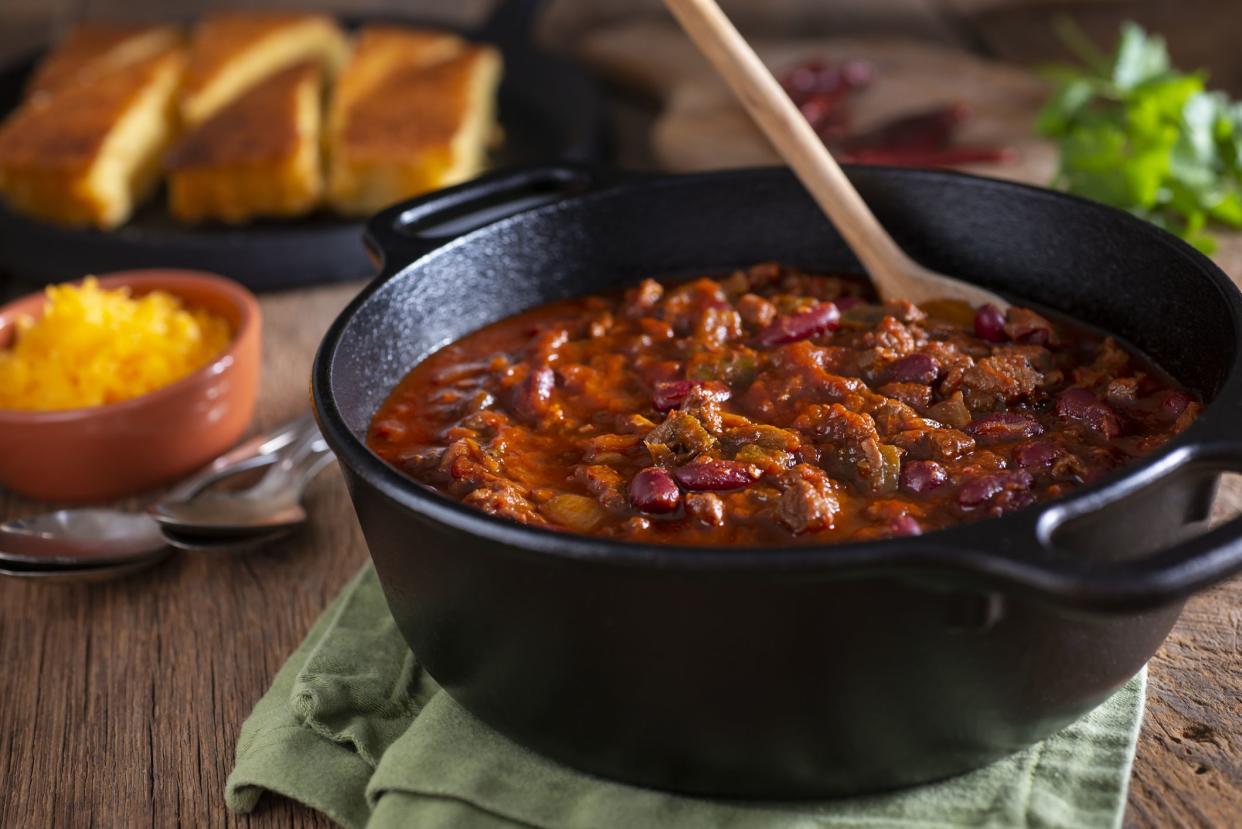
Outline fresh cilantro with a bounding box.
[1038,21,1242,252]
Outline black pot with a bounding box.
[312,164,1242,798]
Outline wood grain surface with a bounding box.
[0,13,1239,829]
[0,271,1239,829]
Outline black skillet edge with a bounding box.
[313,163,1242,614]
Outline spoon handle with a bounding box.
[662,0,916,289]
[662,0,1010,309]
[246,420,334,500]
[162,413,316,503]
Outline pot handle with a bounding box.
[980,437,1242,612]
[363,164,627,272]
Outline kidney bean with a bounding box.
[833,295,864,312]
[511,366,555,424]
[886,353,940,384]
[673,459,760,491]
[1004,307,1054,346]
[627,467,681,514]
[958,469,1033,509]
[973,303,1007,343]
[1013,441,1058,469]
[1157,389,1193,420]
[756,303,840,347]
[900,459,948,494]
[652,379,731,413]
[966,412,1045,442]
[1056,388,1121,439]
[889,514,923,537]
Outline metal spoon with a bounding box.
[0,414,317,574]
[160,525,294,553]
[0,552,173,583]
[0,509,168,568]
[148,421,334,536]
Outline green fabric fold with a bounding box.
[226,565,1145,829]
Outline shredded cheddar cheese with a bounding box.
[0,278,232,411]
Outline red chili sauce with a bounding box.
[368,263,1200,545]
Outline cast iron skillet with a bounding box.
[312,163,1242,798]
[0,0,603,291]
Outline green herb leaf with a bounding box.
[1038,21,1242,249]
[1113,22,1171,90]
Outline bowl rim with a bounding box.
[0,268,259,423]
[312,164,1242,606]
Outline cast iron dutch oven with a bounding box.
[312,164,1242,798]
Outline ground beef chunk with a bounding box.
[737,293,778,328]
[458,409,511,440]
[863,316,920,355]
[462,482,543,525]
[574,464,628,512]
[396,445,446,476]
[881,299,927,324]
[775,465,840,533]
[680,384,726,433]
[685,492,725,526]
[877,382,933,410]
[1105,376,1140,409]
[624,278,664,317]
[643,411,716,465]
[954,354,1044,410]
[694,306,743,347]
[926,391,972,428]
[866,397,925,436]
[1074,338,1131,387]
[793,403,878,444]
[890,426,976,461]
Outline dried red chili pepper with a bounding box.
[839,146,1016,168]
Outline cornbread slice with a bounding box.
[166,62,323,224]
[327,27,502,216]
[180,12,347,127]
[0,46,184,228]
[26,22,184,101]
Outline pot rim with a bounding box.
[312,164,1242,611]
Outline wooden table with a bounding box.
[0,11,1239,818]
[1,274,1239,828]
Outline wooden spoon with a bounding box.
[663,0,1010,310]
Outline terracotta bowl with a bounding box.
[0,270,261,502]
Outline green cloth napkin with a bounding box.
[226,565,1146,829]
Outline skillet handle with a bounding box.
[991,438,1242,612]
[363,164,625,273]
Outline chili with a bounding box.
[368,264,1200,545]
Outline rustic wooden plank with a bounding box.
[1,7,1240,826]
[0,283,364,829]
[942,0,1242,96]
[2,271,1240,828]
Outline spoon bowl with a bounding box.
[160,525,295,552]
[0,549,174,583]
[0,414,326,581]
[151,496,310,536]
[148,426,334,536]
[0,510,167,567]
